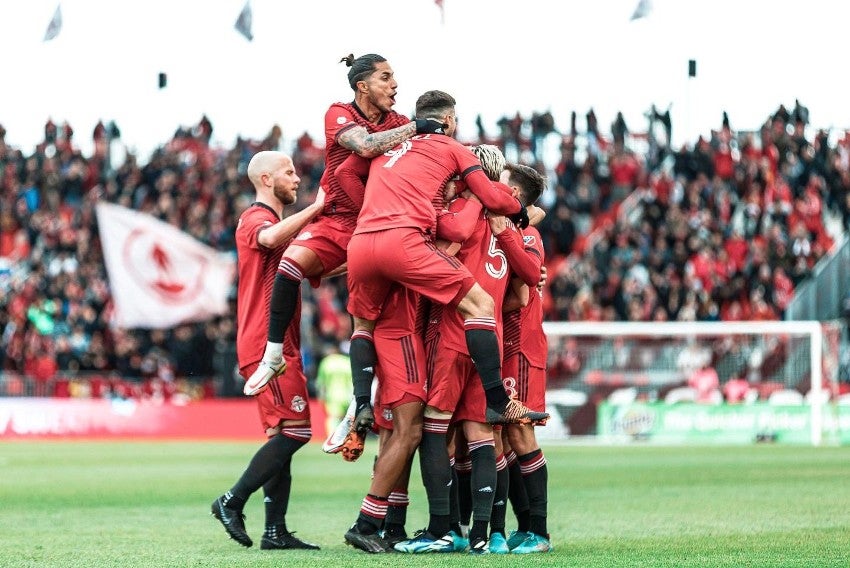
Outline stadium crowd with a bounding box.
[0,100,848,400]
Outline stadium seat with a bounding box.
[804,389,831,405]
[767,389,804,405]
[607,387,638,405]
[664,386,697,404]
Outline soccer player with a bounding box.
[340,180,486,553]
[397,147,546,555]
[499,163,554,554]
[210,151,322,551]
[344,90,545,444]
[244,52,447,397]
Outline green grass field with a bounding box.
[1,440,848,567]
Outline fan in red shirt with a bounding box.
[245,53,447,398]
[211,151,324,552]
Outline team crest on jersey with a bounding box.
[383,408,393,422]
[296,231,312,241]
[336,116,348,125]
[291,395,307,413]
[523,235,536,247]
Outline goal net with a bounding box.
[541,320,845,446]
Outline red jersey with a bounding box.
[322,102,410,223]
[502,226,547,368]
[352,134,520,236]
[235,203,301,369]
[437,213,512,353]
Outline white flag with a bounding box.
[95,202,236,329]
[234,1,253,41]
[44,4,62,41]
[630,0,652,21]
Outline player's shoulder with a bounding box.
[325,102,357,124]
[239,203,277,228]
[521,224,543,249]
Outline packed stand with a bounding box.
[1,101,847,400]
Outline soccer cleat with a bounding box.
[450,530,469,552]
[260,530,320,550]
[468,536,490,555]
[340,405,374,462]
[506,529,532,550]
[393,530,455,553]
[211,496,252,547]
[344,524,387,553]
[322,399,356,454]
[511,532,553,554]
[340,430,366,462]
[488,532,510,554]
[379,529,408,551]
[485,398,549,425]
[243,359,286,396]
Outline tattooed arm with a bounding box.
[337,122,418,158]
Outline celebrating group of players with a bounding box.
[211,52,553,555]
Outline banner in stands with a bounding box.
[0,398,328,440]
[96,202,236,329]
[598,402,850,444]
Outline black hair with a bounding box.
[414,90,456,120]
[505,162,546,206]
[340,53,387,90]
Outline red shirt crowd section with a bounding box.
[0,103,848,399]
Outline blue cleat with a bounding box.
[506,530,531,550]
[488,532,509,554]
[394,530,455,553]
[511,532,553,554]
[449,530,468,552]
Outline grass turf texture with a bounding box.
[1,441,848,567]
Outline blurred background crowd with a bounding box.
[1,101,848,401]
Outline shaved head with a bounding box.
[246,150,300,208]
[247,151,291,187]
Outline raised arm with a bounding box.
[436,194,483,243]
[337,122,417,158]
[488,213,542,287]
[463,168,522,216]
[257,187,326,248]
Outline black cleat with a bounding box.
[344,524,387,553]
[380,529,408,551]
[211,496,252,547]
[261,530,320,550]
[486,398,549,425]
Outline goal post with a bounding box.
[542,320,844,446]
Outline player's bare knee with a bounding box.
[457,285,494,320]
[352,316,376,333]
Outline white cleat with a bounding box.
[243,359,286,396]
[323,399,356,454]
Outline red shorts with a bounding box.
[240,354,311,432]
[373,333,427,430]
[428,347,487,424]
[502,353,546,412]
[346,228,476,321]
[290,214,354,287]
